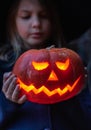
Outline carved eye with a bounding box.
[32,61,49,70]
[55,59,69,70]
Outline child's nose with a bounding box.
[32,16,41,28]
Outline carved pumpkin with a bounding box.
[13,48,85,104]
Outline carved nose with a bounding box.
[48,70,58,81]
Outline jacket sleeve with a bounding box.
[0,62,22,128]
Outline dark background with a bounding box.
[0,0,91,43]
[59,0,91,42]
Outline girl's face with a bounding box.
[16,0,51,48]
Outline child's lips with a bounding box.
[31,32,42,38]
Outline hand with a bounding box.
[2,72,27,104]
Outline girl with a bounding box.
[0,0,90,130]
[1,0,64,104]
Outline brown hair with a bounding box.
[0,0,65,62]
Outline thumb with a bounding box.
[3,72,12,82]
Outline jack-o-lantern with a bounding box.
[13,48,85,104]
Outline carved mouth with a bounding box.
[18,76,81,96]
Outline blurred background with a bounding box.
[59,0,91,42]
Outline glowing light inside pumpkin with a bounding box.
[32,61,49,70]
[18,76,81,96]
[56,59,69,70]
[32,59,69,71]
[48,70,58,81]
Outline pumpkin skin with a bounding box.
[13,48,85,104]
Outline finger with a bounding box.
[6,77,17,97]
[18,95,27,104]
[3,72,12,82]
[84,67,88,78]
[2,74,16,93]
[11,85,20,102]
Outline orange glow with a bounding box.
[56,59,69,70]
[18,76,81,96]
[32,61,49,70]
[48,70,58,81]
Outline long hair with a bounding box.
[0,0,65,62]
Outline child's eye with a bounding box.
[18,11,31,20]
[21,15,31,19]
